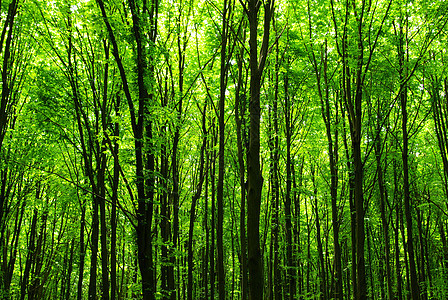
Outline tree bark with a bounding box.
[245,0,274,298]
[217,0,229,297]
[234,27,248,300]
[374,110,392,300]
[311,165,327,300]
[187,103,207,300]
[397,18,420,300]
[283,69,296,300]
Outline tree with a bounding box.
[242,0,274,298]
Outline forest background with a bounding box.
[0,0,448,299]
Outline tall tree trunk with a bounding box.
[374,111,392,300]
[217,0,228,297]
[88,197,99,299]
[127,0,158,297]
[99,40,111,300]
[311,165,327,300]
[234,28,248,300]
[397,18,420,300]
[283,69,296,300]
[340,91,356,299]
[268,37,281,300]
[160,69,170,298]
[393,161,403,300]
[77,200,86,300]
[65,239,75,300]
[187,103,207,300]
[0,0,18,153]
[210,132,216,300]
[244,0,274,298]
[20,209,38,300]
[416,208,427,300]
[293,158,304,298]
[202,147,210,300]
[110,93,120,300]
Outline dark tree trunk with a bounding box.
[128,0,158,298]
[244,0,274,298]
[187,103,207,300]
[397,19,420,300]
[88,194,99,300]
[20,209,38,300]
[0,0,18,153]
[110,93,120,300]
[283,70,296,300]
[268,38,281,300]
[340,92,356,299]
[375,112,393,300]
[202,149,210,300]
[217,0,229,297]
[77,202,86,300]
[293,159,304,298]
[65,239,75,300]
[311,165,327,300]
[393,161,403,300]
[234,27,248,300]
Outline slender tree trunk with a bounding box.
[245,0,274,298]
[202,149,210,300]
[311,165,327,300]
[64,239,75,300]
[340,93,356,299]
[397,19,420,300]
[0,0,18,153]
[393,161,403,300]
[217,0,228,297]
[187,104,207,300]
[416,208,427,300]
[375,115,392,300]
[77,202,86,300]
[305,193,311,294]
[88,197,99,299]
[99,40,111,300]
[234,30,248,300]
[110,94,120,300]
[268,40,281,300]
[20,209,38,300]
[283,70,296,300]
[439,220,448,283]
[160,70,170,298]
[210,134,216,300]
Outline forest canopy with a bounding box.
[0,0,448,299]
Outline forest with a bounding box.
[0,0,448,299]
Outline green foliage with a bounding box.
[0,0,448,299]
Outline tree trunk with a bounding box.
[187,103,207,300]
[245,0,274,298]
[283,70,296,300]
[268,40,281,300]
[20,209,38,300]
[397,19,420,300]
[375,114,392,300]
[217,0,228,297]
[110,94,120,300]
[234,28,248,300]
[340,94,356,299]
[77,202,86,300]
[311,165,327,300]
[128,0,158,297]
